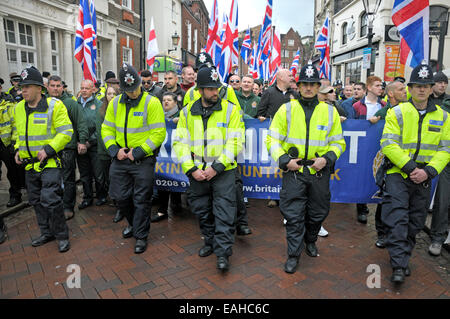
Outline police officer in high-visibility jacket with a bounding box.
[173,65,245,271]
[266,63,346,274]
[14,67,73,253]
[101,63,166,254]
[380,62,450,284]
[184,52,253,236]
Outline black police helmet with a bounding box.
[105,71,116,82]
[19,66,45,88]
[119,63,141,92]
[195,52,214,71]
[433,71,448,84]
[196,65,222,89]
[409,62,434,86]
[297,64,321,84]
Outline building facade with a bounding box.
[181,0,209,68]
[314,0,450,85]
[0,0,144,94]
[238,26,305,78]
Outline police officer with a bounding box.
[7,73,23,102]
[101,63,166,254]
[14,67,73,253]
[266,63,346,274]
[380,62,450,284]
[184,52,252,236]
[173,65,245,271]
[1,77,23,207]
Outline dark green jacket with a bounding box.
[236,90,260,119]
[374,100,395,120]
[51,91,89,150]
[441,96,450,114]
[78,95,102,147]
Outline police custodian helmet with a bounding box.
[119,63,141,92]
[196,65,222,89]
[297,63,321,84]
[19,66,45,87]
[195,52,214,71]
[408,62,434,86]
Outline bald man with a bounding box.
[77,80,106,210]
[257,69,298,121]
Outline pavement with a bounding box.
[0,164,449,299]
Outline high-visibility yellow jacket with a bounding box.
[96,84,107,101]
[173,98,244,175]
[0,95,16,147]
[101,91,166,160]
[266,99,346,174]
[14,97,73,172]
[183,84,240,108]
[380,100,450,179]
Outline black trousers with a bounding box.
[187,169,237,257]
[61,149,78,211]
[0,148,23,199]
[25,168,69,240]
[97,158,112,199]
[158,191,181,213]
[430,164,450,244]
[235,167,248,227]
[279,169,331,258]
[109,157,155,240]
[77,147,107,201]
[381,173,430,269]
[375,203,385,238]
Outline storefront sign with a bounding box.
[384,44,405,81]
[362,48,371,69]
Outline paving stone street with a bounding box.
[0,164,449,299]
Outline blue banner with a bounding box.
[155,119,400,203]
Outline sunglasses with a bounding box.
[142,81,152,85]
[229,80,240,84]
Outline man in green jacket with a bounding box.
[77,80,106,209]
[236,75,260,119]
[48,76,89,219]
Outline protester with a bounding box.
[47,75,89,220]
[341,82,366,119]
[180,65,196,91]
[236,75,260,119]
[97,85,122,223]
[77,80,107,209]
[318,85,346,121]
[162,70,185,110]
[428,71,450,257]
[228,74,241,92]
[152,92,182,223]
[141,70,163,101]
[253,80,263,97]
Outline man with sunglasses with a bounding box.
[141,70,163,102]
[228,74,241,92]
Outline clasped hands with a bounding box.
[286,157,327,172]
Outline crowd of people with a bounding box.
[0,51,448,283]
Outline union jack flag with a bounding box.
[240,27,252,65]
[74,0,97,83]
[256,0,273,80]
[314,16,330,79]
[206,0,222,66]
[219,0,238,82]
[290,49,301,79]
[269,28,281,86]
[392,0,429,68]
